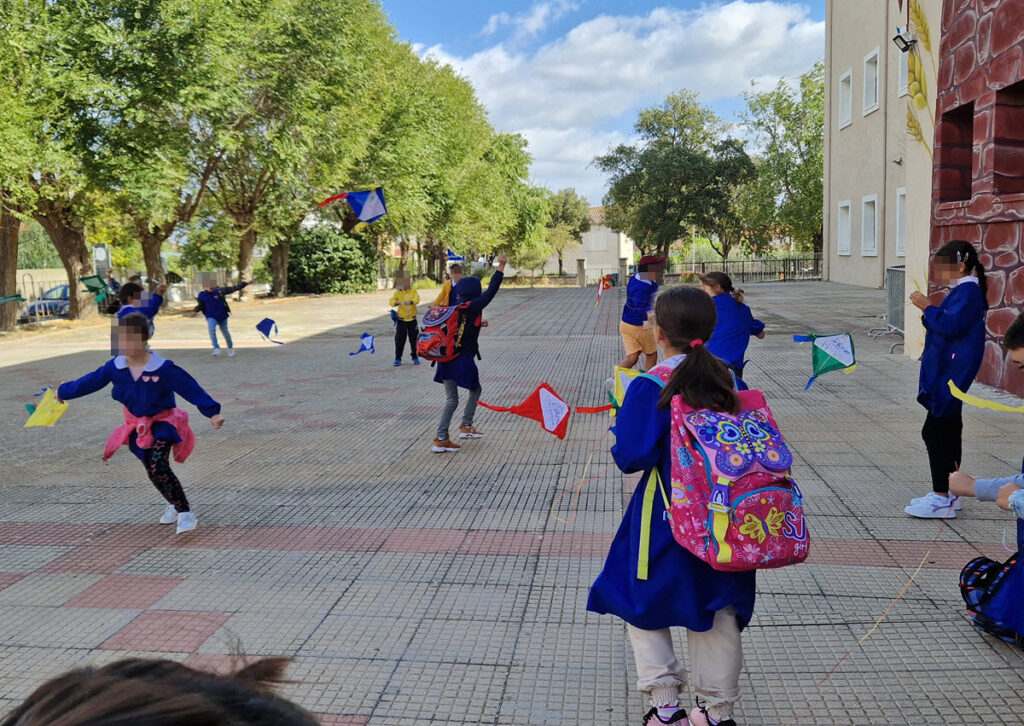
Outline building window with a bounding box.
[861,195,878,256]
[898,50,909,97]
[936,101,974,202]
[839,69,853,128]
[863,49,880,115]
[837,200,852,256]
[994,80,1024,196]
[895,188,907,257]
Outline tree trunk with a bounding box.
[0,207,19,332]
[34,205,94,320]
[269,240,290,297]
[139,229,166,285]
[236,218,256,299]
[557,254,564,276]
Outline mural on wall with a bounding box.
[931,0,1024,396]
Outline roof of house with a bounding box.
[588,206,604,225]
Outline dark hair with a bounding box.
[450,264,463,274]
[118,312,152,342]
[699,271,744,304]
[106,282,143,314]
[1005,313,1024,351]
[0,657,318,726]
[128,275,143,284]
[935,240,988,306]
[654,286,739,413]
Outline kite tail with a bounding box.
[477,401,513,413]
[804,376,816,391]
[318,192,349,207]
[575,404,614,414]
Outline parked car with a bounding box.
[18,285,69,323]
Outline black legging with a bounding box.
[922,412,963,494]
[144,438,191,512]
[395,318,419,360]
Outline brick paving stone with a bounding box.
[64,574,184,609]
[100,611,231,652]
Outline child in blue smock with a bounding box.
[191,276,250,357]
[699,272,765,380]
[108,281,166,338]
[57,313,224,534]
[588,285,754,726]
[905,240,988,519]
[431,253,507,453]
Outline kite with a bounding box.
[595,274,613,307]
[24,388,69,428]
[948,380,1024,413]
[0,294,25,305]
[318,187,388,223]
[350,333,375,356]
[256,318,284,345]
[79,275,113,303]
[575,366,643,416]
[389,309,398,328]
[793,333,856,389]
[478,383,571,439]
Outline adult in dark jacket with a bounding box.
[191,277,250,357]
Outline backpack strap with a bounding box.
[637,469,674,581]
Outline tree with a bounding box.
[546,188,590,274]
[741,61,824,252]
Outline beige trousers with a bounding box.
[627,607,743,720]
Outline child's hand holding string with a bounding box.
[997,482,1022,511]
[909,291,930,311]
[949,471,977,497]
[210,414,224,430]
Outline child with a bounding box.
[699,272,765,379]
[108,281,167,338]
[432,253,507,453]
[620,256,665,372]
[905,240,988,519]
[432,264,463,307]
[589,286,754,726]
[191,275,250,357]
[56,313,223,534]
[390,277,421,366]
[1,657,319,725]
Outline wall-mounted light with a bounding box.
[893,28,917,53]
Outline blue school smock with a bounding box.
[622,276,658,326]
[917,278,986,418]
[117,293,163,336]
[586,357,756,631]
[195,282,248,322]
[57,353,220,461]
[705,293,765,370]
[434,271,504,390]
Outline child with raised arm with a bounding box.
[57,313,223,534]
[191,275,250,357]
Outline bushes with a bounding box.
[288,227,378,295]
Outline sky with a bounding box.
[382,1,826,206]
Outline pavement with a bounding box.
[1,281,1023,725]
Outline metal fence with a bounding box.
[870,265,905,352]
[677,255,822,283]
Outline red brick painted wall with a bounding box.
[932,0,1024,395]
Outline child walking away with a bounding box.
[56,313,223,534]
[699,272,765,380]
[906,240,988,519]
[620,256,665,371]
[390,277,421,366]
[431,253,507,452]
[589,286,758,726]
[108,281,167,336]
[191,276,250,357]
[433,264,463,307]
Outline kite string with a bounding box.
[552,427,611,525]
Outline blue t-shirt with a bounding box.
[706,294,765,369]
[622,276,658,326]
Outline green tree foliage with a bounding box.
[741,61,824,252]
[287,227,377,295]
[546,188,590,275]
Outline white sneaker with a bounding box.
[211,349,220,356]
[227,348,235,358]
[159,505,178,525]
[176,511,197,534]
[905,492,958,519]
[910,492,963,510]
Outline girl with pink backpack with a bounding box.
[588,286,783,726]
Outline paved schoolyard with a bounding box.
[0,281,1023,725]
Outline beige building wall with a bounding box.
[541,207,635,277]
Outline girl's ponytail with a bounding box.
[973,258,989,306]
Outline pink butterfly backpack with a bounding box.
[641,366,809,572]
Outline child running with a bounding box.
[589,286,754,726]
[191,275,250,357]
[432,253,507,453]
[699,272,765,380]
[108,281,167,337]
[619,256,665,371]
[905,239,988,519]
[390,278,421,366]
[56,313,223,534]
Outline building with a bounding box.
[540,207,636,282]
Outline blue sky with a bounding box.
[382,1,826,204]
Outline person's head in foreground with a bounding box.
[699,271,743,304]
[932,239,988,298]
[651,285,738,413]
[1004,312,1024,371]
[0,657,318,726]
[112,312,151,358]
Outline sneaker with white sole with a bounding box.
[176,511,197,534]
[688,701,736,726]
[910,492,962,510]
[227,348,235,358]
[459,425,484,439]
[431,437,460,453]
[905,491,958,519]
[642,707,690,725]
[159,505,178,525]
[211,348,220,356]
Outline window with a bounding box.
[837,201,852,256]
[895,188,907,257]
[936,101,975,202]
[838,69,852,128]
[898,50,909,97]
[861,195,878,256]
[994,80,1024,196]
[863,48,880,115]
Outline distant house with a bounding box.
[540,207,636,281]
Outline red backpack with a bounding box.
[417,304,470,362]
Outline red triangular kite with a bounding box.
[478,383,570,439]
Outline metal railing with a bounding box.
[870,265,905,352]
[671,255,823,283]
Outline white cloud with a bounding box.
[481,1,580,41]
[426,1,824,201]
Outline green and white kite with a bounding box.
[793,333,856,389]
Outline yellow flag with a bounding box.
[948,380,1024,414]
[24,388,69,428]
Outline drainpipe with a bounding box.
[823,5,833,282]
[879,6,891,289]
